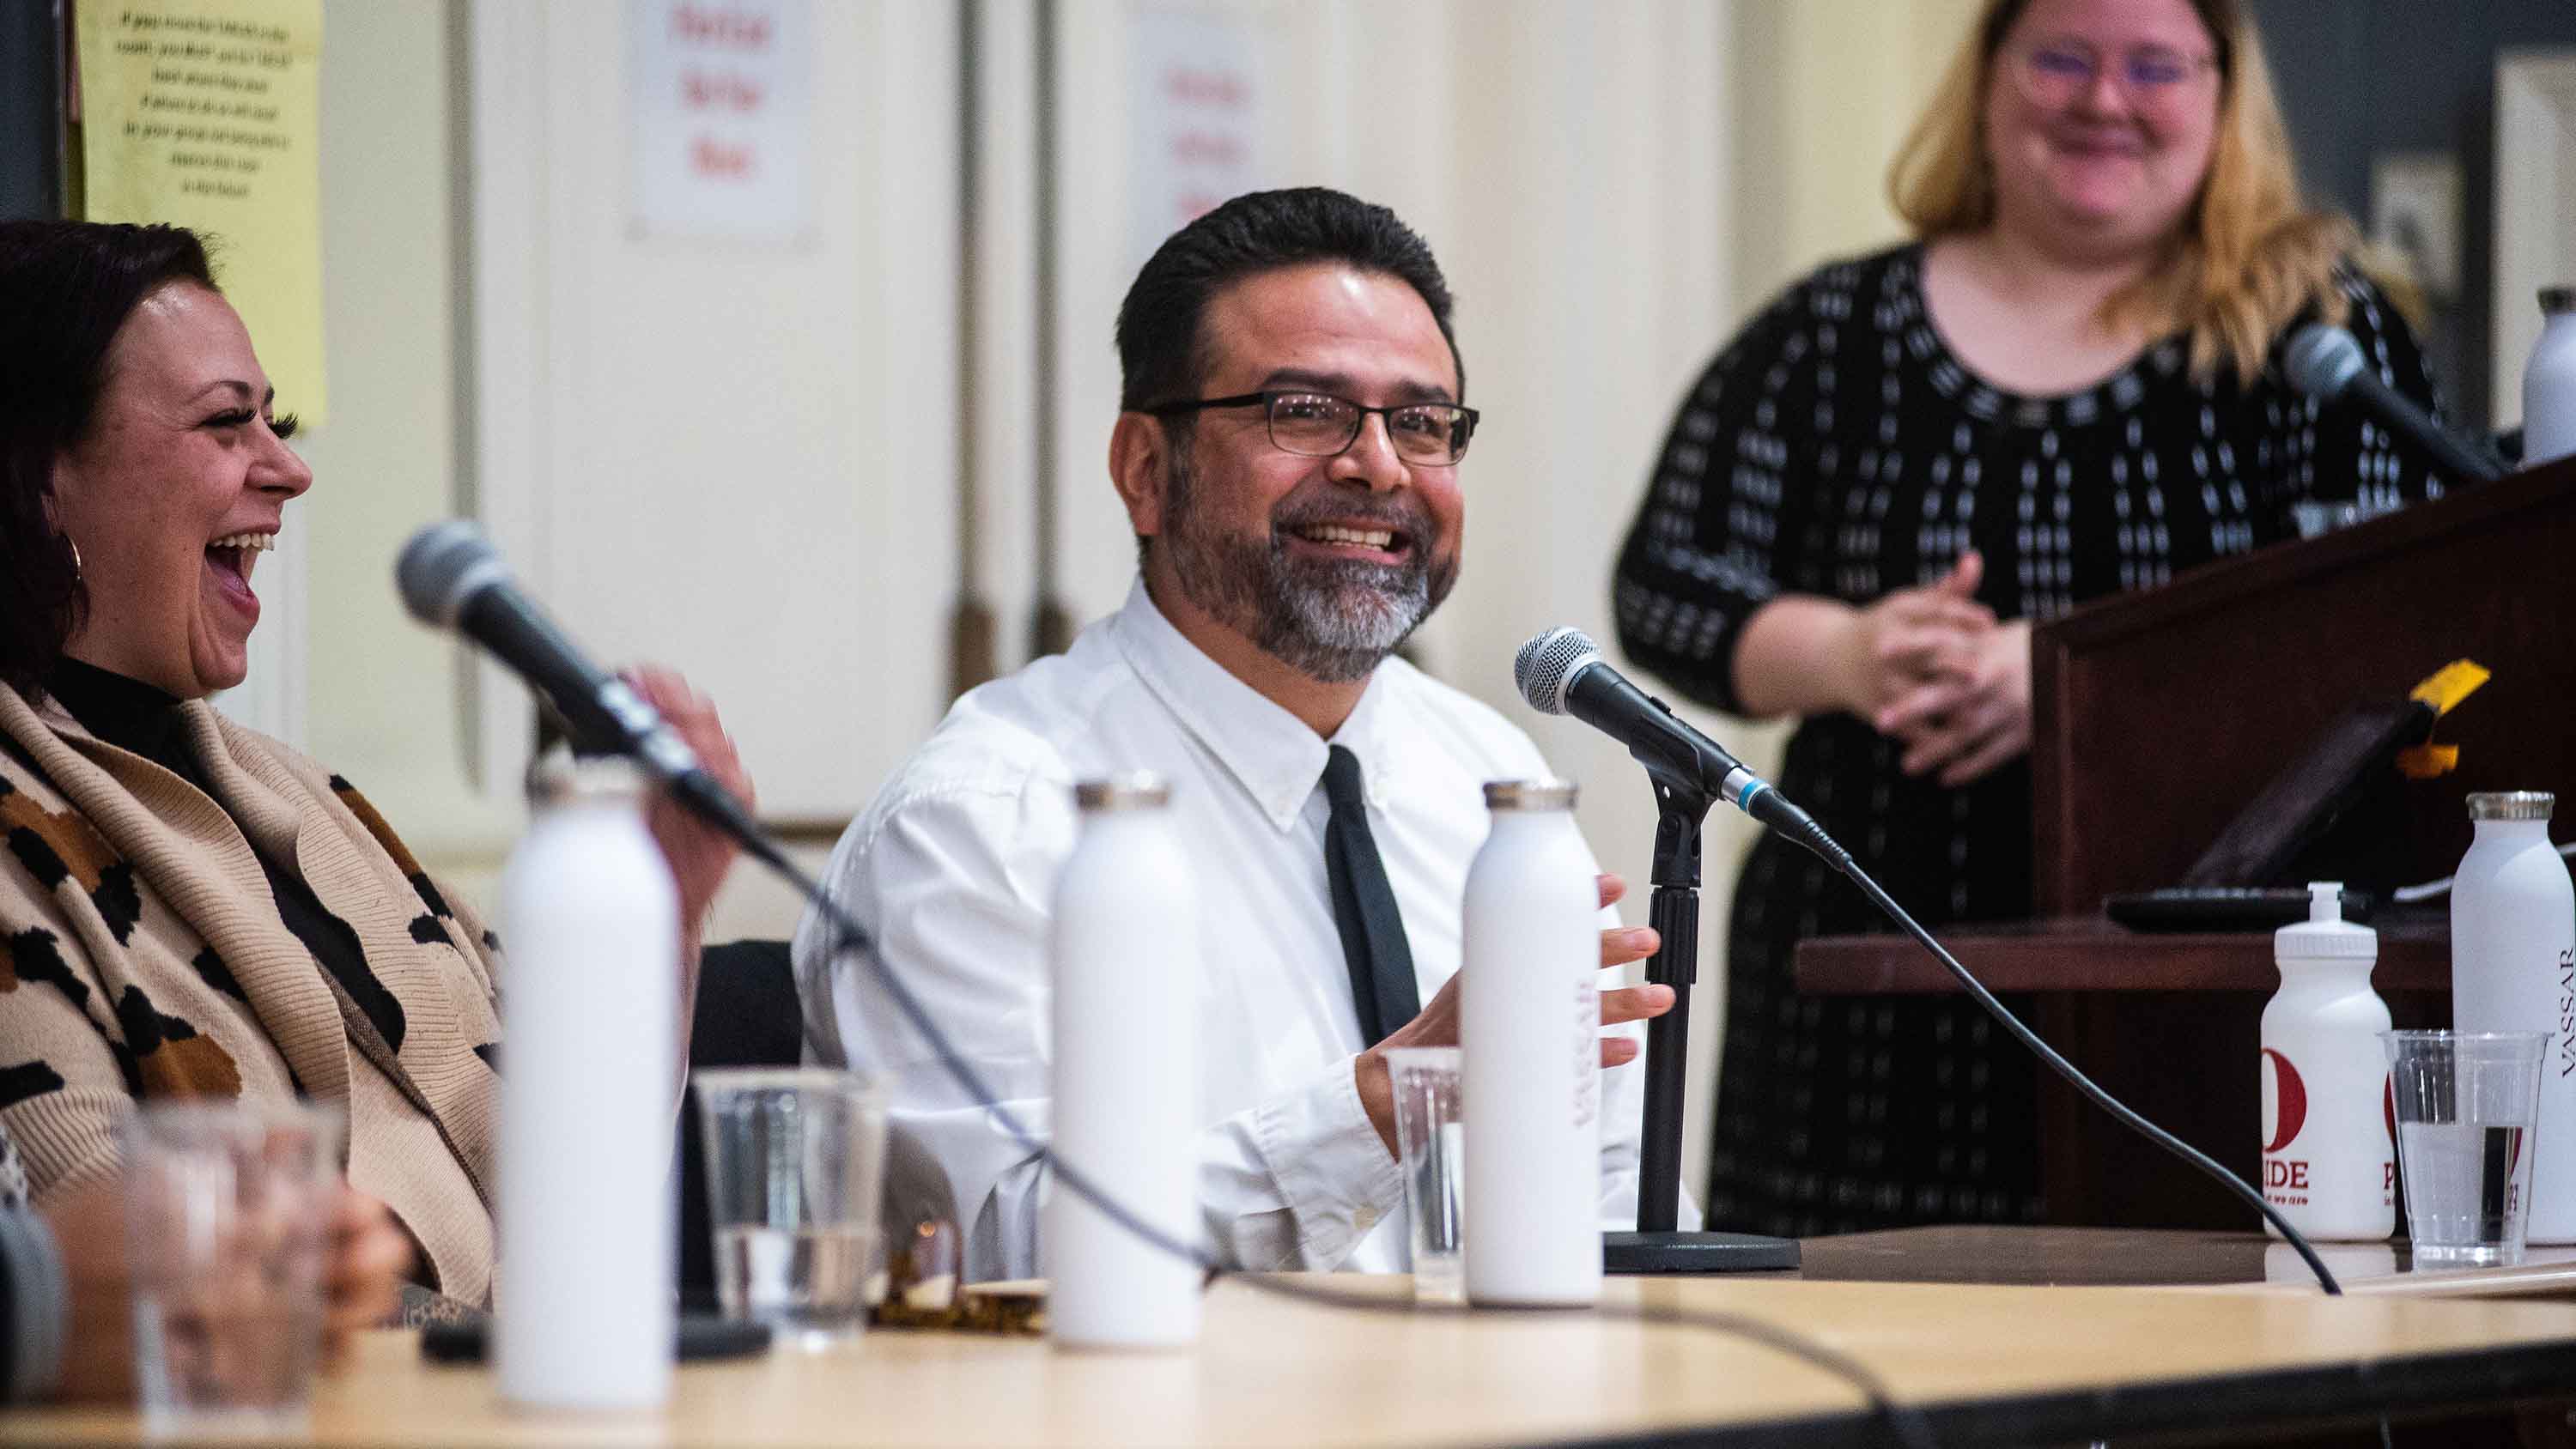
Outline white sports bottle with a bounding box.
[1047,775,1199,1348]
[1461,779,1601,1307]
[2449,791,2576,1242]
[2522,287,2576,467]
[2259,883,2393,1240]
[495,755,678,1410]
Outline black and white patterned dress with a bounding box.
[1612,243,2447,1237]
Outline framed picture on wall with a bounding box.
[2369,150,2462,304]
[2493,48,2576,430]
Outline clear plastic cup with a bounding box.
[1384,1046,1464,1305]
[693,1066,890,1346]
[121,1100,342,1436]
[2383,1030,2550,1268]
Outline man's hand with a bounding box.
[1354,874,1675,1155]
[1872,615,2032,787]
[1829,550,1996,719]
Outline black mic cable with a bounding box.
[1515,630,2346,1298]
[1829,849,2346,1297]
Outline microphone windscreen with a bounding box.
[396,519,511,627]
[1514,627,1601,716]
[2282,324,2365,401]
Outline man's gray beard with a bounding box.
[1159,450,1452,685]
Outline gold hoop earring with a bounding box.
[64,537,81,582]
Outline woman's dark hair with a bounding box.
[0,221,216,700]
[1115,187,1462,412]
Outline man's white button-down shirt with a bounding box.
[793,579,1649,1279]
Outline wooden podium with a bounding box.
[1799,458,2576,1228]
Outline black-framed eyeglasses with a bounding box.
[1145,390,1480,467]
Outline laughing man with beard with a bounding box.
[792,188,1678,1277]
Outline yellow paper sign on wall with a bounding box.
[77,0,326,425]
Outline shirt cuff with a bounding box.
[1249,1058,1405,1270]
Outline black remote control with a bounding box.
[2103,886,2374,932]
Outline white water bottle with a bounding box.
[495,755,678,1409]
[2259,883,2393,1240]
[1047,775,1198,1348]
[2450,791,2576,1241]
[1461,779,1601,1307]
[2523,288,2576,467]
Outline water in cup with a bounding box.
[2397,1122,2530,1265]
[715,1223,876,1338]
[1406,1120,1466,1301]
[1384,1046,1465,1304]
[2384,1030,2548,1268]
[693,1066,890,1347]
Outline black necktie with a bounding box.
[1321,745,1418,1047]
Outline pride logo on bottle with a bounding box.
[2263,1048,2309,1154]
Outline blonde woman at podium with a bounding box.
[1611,0,2451,1240]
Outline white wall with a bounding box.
[289,0,963,935]
[465,0,960,824]
[301,0,507,869]
[456,0,963,936]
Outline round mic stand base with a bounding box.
[1603,1229,1800,1274]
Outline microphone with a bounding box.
[1513,627,1838,860]
[395,521,769,855]
[2282,324,2506,486]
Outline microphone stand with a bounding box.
[1602,760,1801,1273]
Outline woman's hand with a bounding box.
[42,1174,132,1402]
[320,1191,412,1364]
[1827,551,1996,718]
[1874,616,2032,787]
[36,1178,412,1402]
[626,665,754,932]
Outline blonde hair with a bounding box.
[1887,0,2366,382]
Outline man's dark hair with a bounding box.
[1115,187,1462,412]
[0,221,218,700]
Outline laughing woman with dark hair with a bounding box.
[0,219,754,1309]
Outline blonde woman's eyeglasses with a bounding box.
[2014,38,2216,112]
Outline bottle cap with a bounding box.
[1484,779,1577,812]
[526,749,647,804]
[2468,791,2555,822]
[2543,286,2576,315]
[1074,773,1170,811]
[2275,882,2377,961]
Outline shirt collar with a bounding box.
[1109,578,1400,832]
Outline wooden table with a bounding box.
[13,1266,2576,1447]
[1794,1224,2576,1297]
[1796,916,2452,1229]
